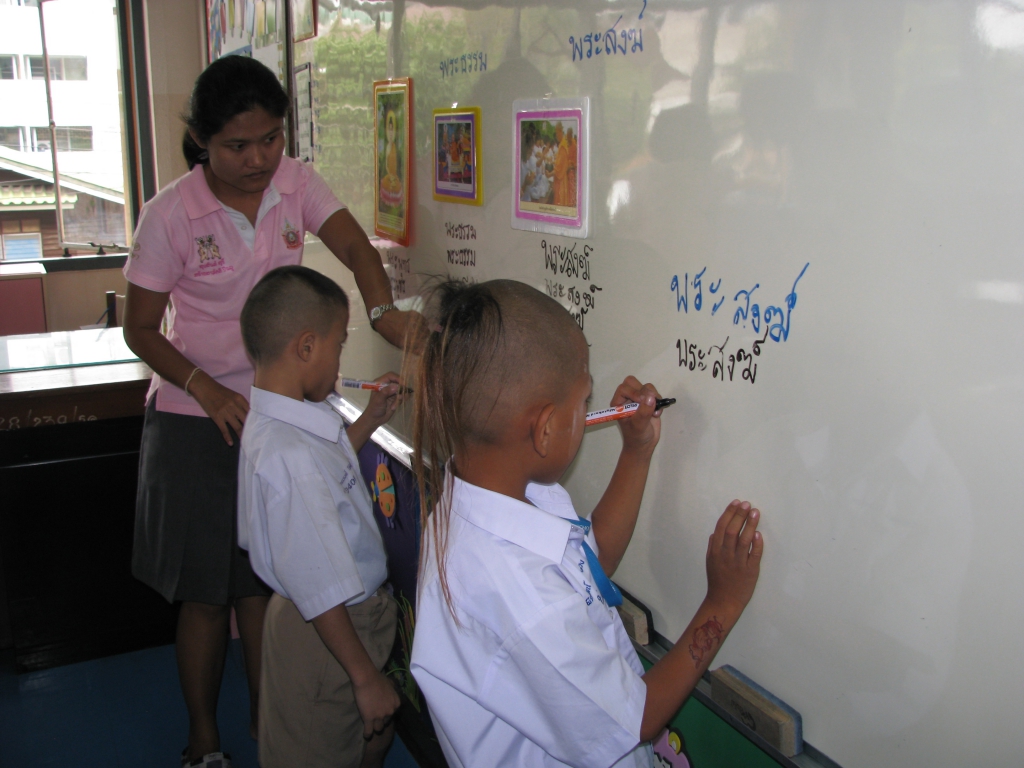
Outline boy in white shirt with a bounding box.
[410,280,764,768]
[237,265,402,768]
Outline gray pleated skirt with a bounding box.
[132,398,269,605]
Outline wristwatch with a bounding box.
[369,303,396,329]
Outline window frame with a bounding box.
[0,54,18,80]
[0,232,45,262]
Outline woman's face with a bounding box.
[200,107,285,195]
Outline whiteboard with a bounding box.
[301,2,1024,765]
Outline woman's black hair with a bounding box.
[182,55,291,169]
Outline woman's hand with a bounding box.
[610,376,663,457]
[362,372,403,428]
[373,309,429,352]
[189,371,249,446]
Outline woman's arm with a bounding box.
[122,281,249,445]
[316,209,420,350]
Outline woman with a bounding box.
[122,56,415,767]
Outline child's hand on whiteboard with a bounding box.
[705,500,763,615]
[611,376,662,456]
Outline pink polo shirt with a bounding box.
[124,156,344,416]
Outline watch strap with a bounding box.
[369,303,396,329]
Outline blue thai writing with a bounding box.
[671,263,810,344]
[439,52,487,79]
[569,13,643,62]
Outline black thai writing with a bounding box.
[541,240,592,281]
[447,248,476,267]
[444,222,477,240]
[439,52,487,79]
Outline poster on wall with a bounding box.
[207,0,285,83]
[433,107,483,206]
[292,0,318,42]
[293,63,314,163]
[373,78,413,246]
[207,0,256,61]
[512,97,589,238]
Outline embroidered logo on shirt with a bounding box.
[281,220,302,250]
[193,234,234,278]
[196,234,222,263]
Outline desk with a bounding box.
[0,330,175,671]
[0,328,150,429]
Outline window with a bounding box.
[0,55,16,79]
[31,126,92,152]
[1,233,44,261]
[26,55,87,81]
[1,0,130,253]
[0,126,22,150]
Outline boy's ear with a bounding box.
[532,402,556,458]
[188,127,207,150]
[297,330,317,362]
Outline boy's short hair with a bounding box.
[241,265,349,364]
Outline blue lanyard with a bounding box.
[567,517,622,608]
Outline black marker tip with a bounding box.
[655,397,676,410]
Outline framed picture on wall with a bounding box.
[373,78,413,246]
[512,97,589,238]
[292,0,317,42]
[433,107,483,206]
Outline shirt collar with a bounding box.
[249,387,342,443]
[179,164,221,220]
[180,156,299,221]
[450,476,577,564]
[221,183,281,229]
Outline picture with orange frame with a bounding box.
[373,78,413,246]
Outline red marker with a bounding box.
[339,378,412,393]
[585,398,675,426]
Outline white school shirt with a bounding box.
[411,476,654,768]
[237,387,387,621]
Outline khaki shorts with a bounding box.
[258,590,398,768]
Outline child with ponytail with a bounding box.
[408,279,765,768]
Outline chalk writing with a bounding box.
[671,262,810,344]
[676,330,770,385]
[439,52,487,79]
[447,248,476,267]
[0,407,98,430]
[569,14,643,62]
[444,222,477,240]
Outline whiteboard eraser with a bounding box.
[617,599,649,646]
[615,585,653,646]
[709,665,803,757]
